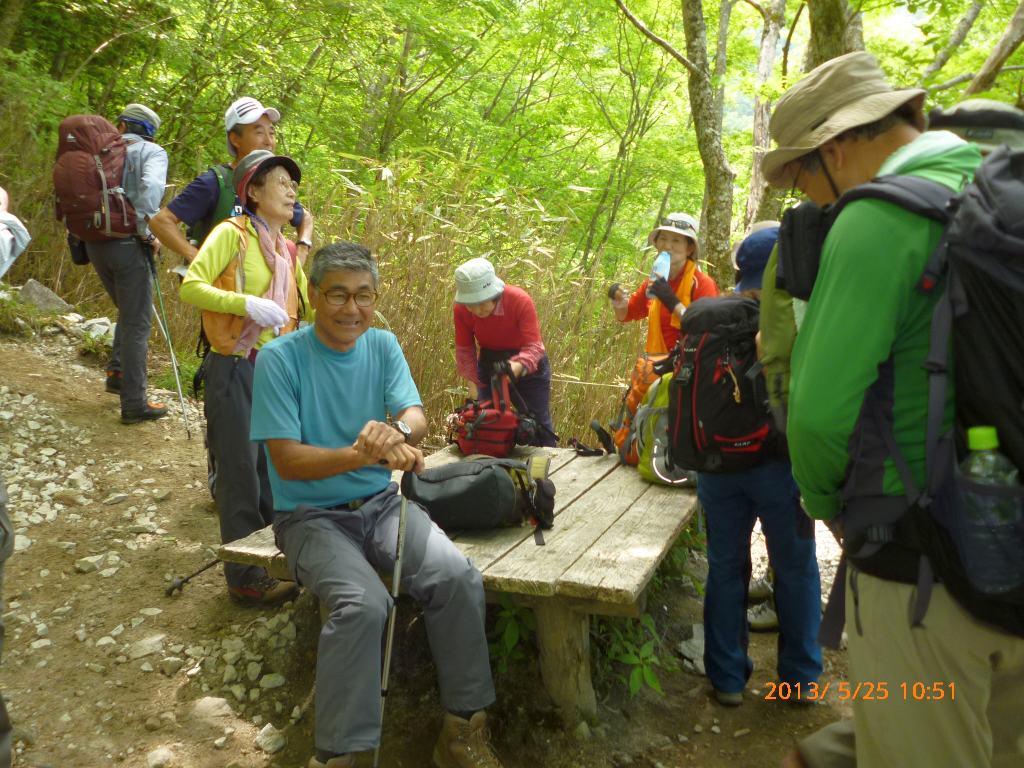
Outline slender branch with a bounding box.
[782,2,805,79]
[929,65,1024,92]
[613,0,705,80]
[68,14,180,83]
[917,0,986,86]
[739,0,768,22]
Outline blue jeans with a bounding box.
[698,461,822,694]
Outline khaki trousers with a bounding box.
[846,570,1024,768]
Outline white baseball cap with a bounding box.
[224,97,281,157]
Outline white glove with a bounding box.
[244,295,290,335]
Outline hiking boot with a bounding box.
[715,689,744,706]
[748,572,774,602]
[307,755,354,768]
[106,371,122,393]
[748,600,779,631]
[432,712,504,768]
[228,573,299,606]
[121,402,168,424]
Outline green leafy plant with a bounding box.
[488,593,537,674]
[77,330,111,362]
[592,613,679,698]
[153,352,201,395]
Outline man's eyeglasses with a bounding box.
[319,288,378,307]
[661,217,694,231]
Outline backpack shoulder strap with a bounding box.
[831,175,955,226]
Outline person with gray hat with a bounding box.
[180,150,315,605]
[608,212,718,356]
[83,103,170,422]
[453,257,557,446]
[149,96,314,269]
[764,51,1024,768]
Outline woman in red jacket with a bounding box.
[609,212,719,354]
[453,258,557,447]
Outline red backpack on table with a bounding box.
[449,371,557,458]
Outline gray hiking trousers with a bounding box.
[84,237,154,412]
[202,352,275,587]
[275,483,496,754]
[0,482,15,768]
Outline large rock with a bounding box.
[20,279,72,313]
[146,746,175,768]
[128,634,166,660]
[255,723,285,754]
[191,696,234,725]
[676,624,705,664]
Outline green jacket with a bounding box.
[788,132,982,521]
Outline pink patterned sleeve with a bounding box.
[511,340,546,375]
[456,344,482,385]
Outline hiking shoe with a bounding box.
[749,572,774,602]
[308,755,354,768]
[106,371,122,393]
[748,600,779,631]
[715,689,744,706]
[432,711,505,768]
[228,574,299,606]
[121,402,168,424]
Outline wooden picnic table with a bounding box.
[218,444,697,722]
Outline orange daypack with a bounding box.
[611,353,669,465]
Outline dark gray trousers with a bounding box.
[84,237,154,412]
[276,484,496,754]
[0,483,14,768]
[202,352,275,587]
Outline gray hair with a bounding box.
[308,241,378,287]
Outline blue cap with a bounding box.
[734,226,779,293]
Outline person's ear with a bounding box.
[307,282,317,308]
[820,139,844,174]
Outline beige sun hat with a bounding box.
[762,52,926,187]
[647,212,700,253]
[454,258,505,305]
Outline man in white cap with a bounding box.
[763,52,1024,768]
[149,96,314,267]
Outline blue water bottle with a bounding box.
[646,251,672,298]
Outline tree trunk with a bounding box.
[806,0,847,68]
[745,0,786,229]
[0,0,26,51]
[917,0,985,85]
[713,0,734,133]
[963,0,1024,96]
[844,2,864,51]
[681,0,735,278]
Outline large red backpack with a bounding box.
[448,374,523,458]
[53,115,137,241]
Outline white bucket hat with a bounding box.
[648,212,700,250]
[454,258,505,305]
[224,97,282,158]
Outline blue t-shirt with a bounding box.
[250,326,423,511]
[166,166,304,229]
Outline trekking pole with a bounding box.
[148,251,192,439]
[374,492,410,768]
[165,559,220,596]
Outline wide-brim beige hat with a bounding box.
[647,212,700,250]
[454,257,505,305]
[762,52,926,187]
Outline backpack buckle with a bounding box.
[865,525,893,544]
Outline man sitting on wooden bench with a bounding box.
[251,241,505,768]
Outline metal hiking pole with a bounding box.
[148,250,192,439]
[374,492,410,768]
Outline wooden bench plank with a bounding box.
[556,484,698,605]
[452,453,620,575]
[482,466,651,598]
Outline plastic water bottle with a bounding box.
[959,426,1023,594]
[646,251,673,298]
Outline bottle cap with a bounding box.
[967,426,1000,451]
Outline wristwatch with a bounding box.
[390,420,412,443]
[296,238,313,249]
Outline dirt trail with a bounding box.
[0,335,850,768]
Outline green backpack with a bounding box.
[633,373,695,487]
[186,164,240,248]
[759,245,798,432]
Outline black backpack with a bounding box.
[783,148,1024,644]
[666,296,787,473]
[400,455,555,545]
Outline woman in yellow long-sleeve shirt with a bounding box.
[180,149,314,606]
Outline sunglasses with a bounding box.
[660,217,695,231]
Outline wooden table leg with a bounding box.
[533,600,597,723]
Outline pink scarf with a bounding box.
[233,213,293,354]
